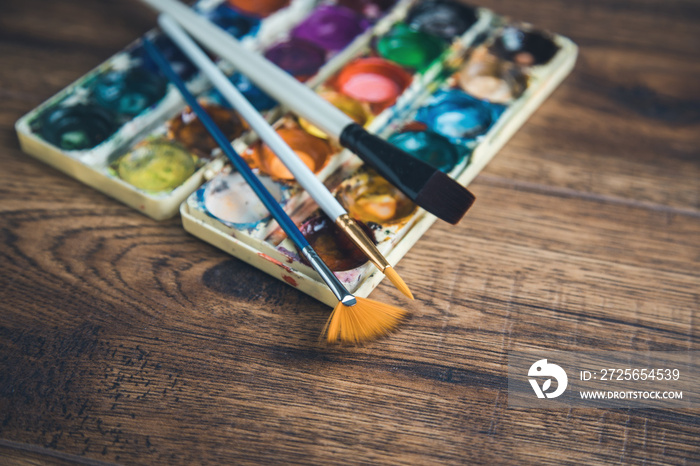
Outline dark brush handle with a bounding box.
[340,123,436,199]
[340,123,476,225]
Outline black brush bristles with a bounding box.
[415,170,476,224]
[339,123,476,224]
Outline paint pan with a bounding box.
[167,101,246,159]
[375,23,446,71]
[36,103,118,152]
[264,38,327,81]
[298,89,372,139]
[205,3,261,38]
[200,171,284,229]
[415,89,499,144]
[223,73,278,111]
[244,121,335,181]
[405,0,478,42]
[387,128,462,173]
[291,5,369,52]
[490,26,560,67]
[113,138,197,193]
[335,168,417,229]
[455,45,528,104]
[91,66,169,117]
[333,57,413,113]
[188,165,304,245]
[299,213,375,272]
[226,0,290,18]
[336,0,398,22]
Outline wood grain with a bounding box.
[0,0,698,464]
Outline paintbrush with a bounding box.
[157,14,413,300]
[141,36,408,343]
[139,0,476,225]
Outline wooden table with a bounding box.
[1,0,698,464]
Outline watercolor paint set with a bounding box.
[16,0,577,307]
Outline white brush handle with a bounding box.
[158,14,347,220]
[141,0,353,138]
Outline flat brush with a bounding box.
[157,14,412,300]
[142,37,408,343]
[139,0,476,225]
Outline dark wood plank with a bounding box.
[0,0,698,464]
[0,440,113,466]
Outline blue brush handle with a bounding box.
[142,37,310,250]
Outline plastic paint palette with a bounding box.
[15,0,338,219]
[15,0,577,306]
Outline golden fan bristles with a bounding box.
[384,266,413,300]
[322,297,409,344]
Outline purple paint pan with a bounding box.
[291,5,369,52]
[263,37,327,80]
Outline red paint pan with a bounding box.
[333,57,413,113]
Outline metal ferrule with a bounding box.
[335,214,390,272]
[301,246,357,306]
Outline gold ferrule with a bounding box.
[335,214,390,272]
